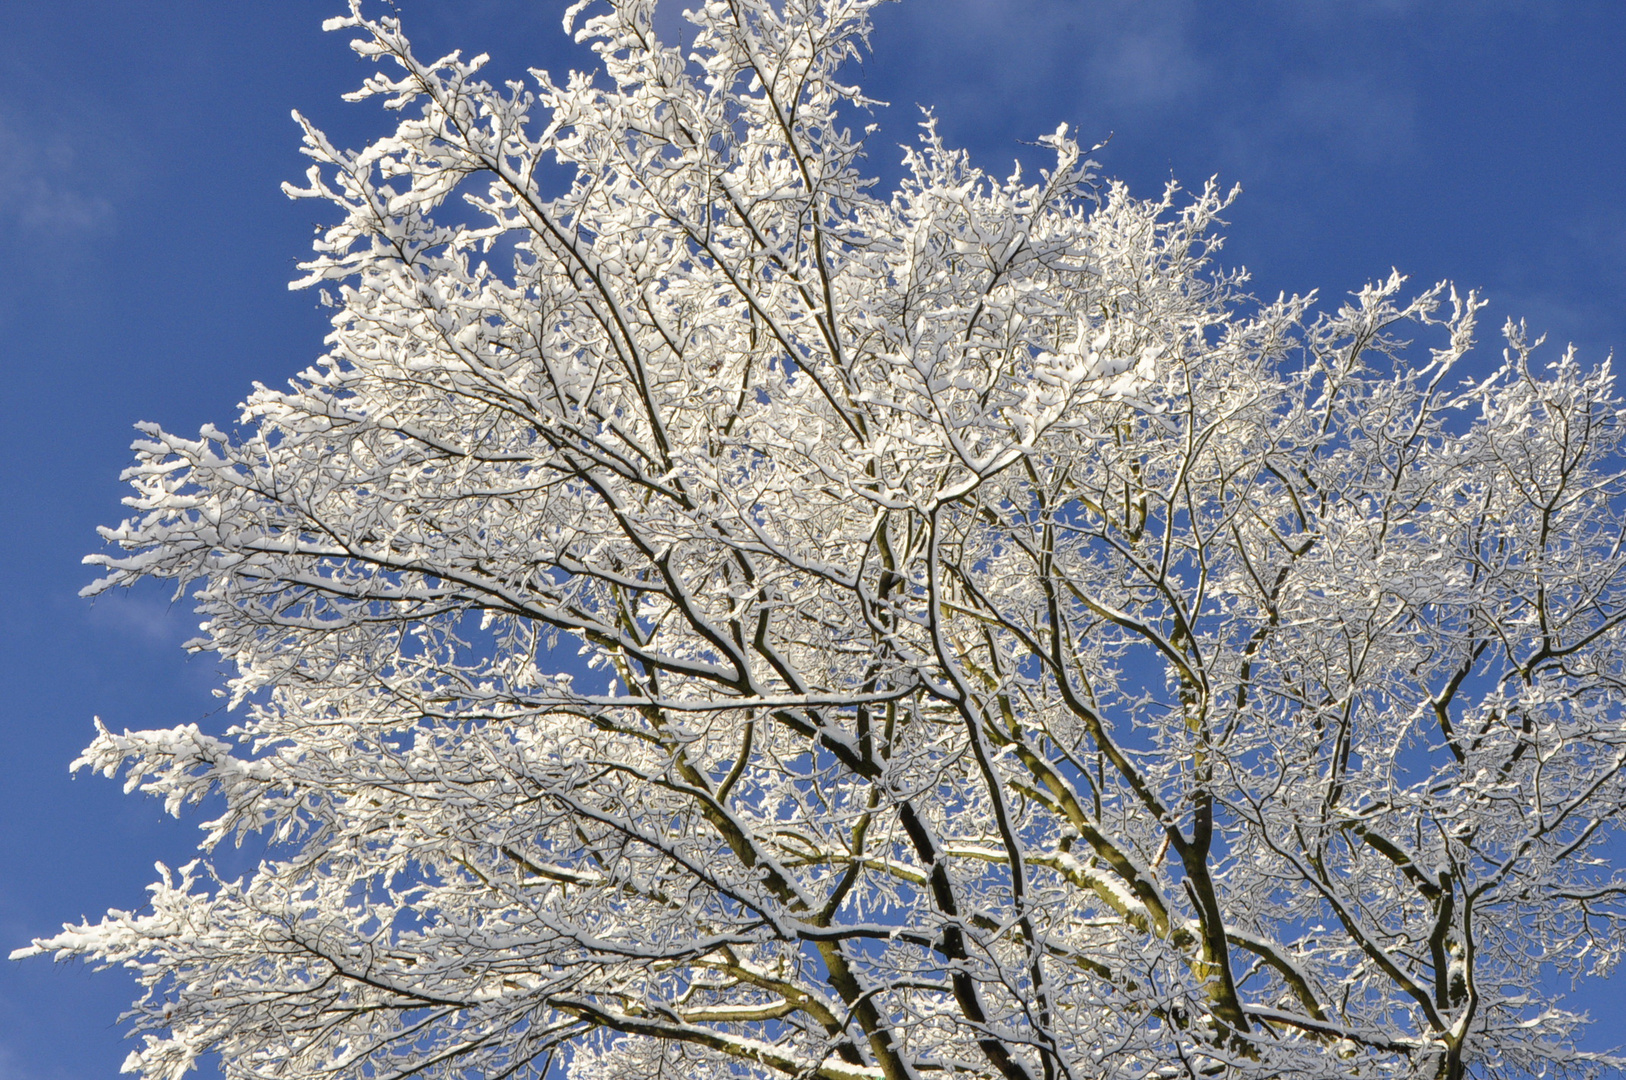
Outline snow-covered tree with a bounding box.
[18,2,1626,1078]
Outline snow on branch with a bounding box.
[20,2,1626,1080]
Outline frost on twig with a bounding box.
[19,2,1626,1080]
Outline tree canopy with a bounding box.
[18,2,1626,1079]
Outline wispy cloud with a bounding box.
[880,0,1204,118]
[0,107,113,236]
[83,585,198,649]
[1567,208,1626,275]
[1492,207,1626,358]
[1068,0,1206,112]
[1275,71,1417,164]
[0,1043,32,1080]
[1272,0,1543,22]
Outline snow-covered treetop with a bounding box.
[18,3,1626,1079]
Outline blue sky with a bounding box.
[2,2,1624,1076]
